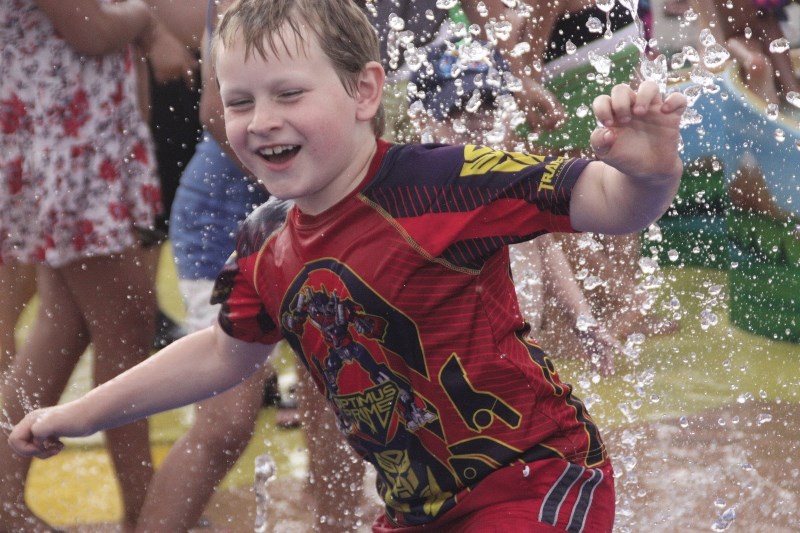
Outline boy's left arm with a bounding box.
[569,80,688,235]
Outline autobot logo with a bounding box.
[333,380,399,438]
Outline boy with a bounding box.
[8,0,687,531]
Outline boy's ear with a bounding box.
[355,61,385,121]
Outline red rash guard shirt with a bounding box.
[211,140,607,527]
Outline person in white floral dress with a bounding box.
[0,1,195,531]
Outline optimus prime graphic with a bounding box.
[282,286,436,435]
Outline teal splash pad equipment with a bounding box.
[680,66,800,342]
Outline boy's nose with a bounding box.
[247,101,282,134]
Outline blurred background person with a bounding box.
[0,1,195,531]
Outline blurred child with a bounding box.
[692,0,800,106]
[408,43,621,375]
[9,0,686,531]
[0,1,194,531]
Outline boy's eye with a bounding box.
[279,89,303,99]
[224,98,252,109]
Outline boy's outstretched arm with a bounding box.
[8,324,274,459]
[570,80,688,235]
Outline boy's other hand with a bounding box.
[590,80,687,182]
[8,407,81,459]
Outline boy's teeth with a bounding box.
[261,145,292,156]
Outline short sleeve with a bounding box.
[210,198,292,344]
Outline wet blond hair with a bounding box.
[212,0,385,136]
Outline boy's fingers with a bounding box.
[592,94,614,126]
[609,83,635,124]
[662,91,688,114]
[632,80,661,115]
[589,127,615,155]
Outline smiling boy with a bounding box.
[8,0,687,531]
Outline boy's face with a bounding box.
[217,25,377,214]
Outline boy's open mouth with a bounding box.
[258,145,300,164]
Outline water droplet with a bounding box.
[565,40,578,55]
[774,128,786,142]
[703,43,730,69]
[699,309,719,330]
[586,16,604,34]
[766,103,779,120]
[575,104,590,118]
[589,50,613,76]
[638,256,658,274]
[769,37,791,53]
[435,0,459,9]
[699,28,717,48]
[596,0,616,13]
[641,54,668,89]
[388,13,405,31]
[756,413,773,425]
[690,65,716,87]
[679,416,689,428]
[736,391,753,404]
[683,46,701,64]
[744,26,753,39]
[683,7,698,21]
[711,507,736,531]
[647,224,663,242]
[583,275,605,290]
[667,249,680,262]
[403,48,426,71]
[510,42,531,57]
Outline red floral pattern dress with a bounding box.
[0,0,161,267]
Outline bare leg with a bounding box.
[299,369,368,533]
[136,365,271,533]
[0,264,91,532]
[0,263,36,375]
[59,251,158,531]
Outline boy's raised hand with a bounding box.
[590,80,687,182]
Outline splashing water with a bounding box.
[254,453,278,533]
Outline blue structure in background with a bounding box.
[671,66,800,342]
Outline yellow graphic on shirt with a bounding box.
[333,380,399,437]
[375,449,420,502]
[460,145,549,177]
[375,449,454,519]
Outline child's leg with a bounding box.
[63,251,157,531]
[300,368,372,532]
[136,367,269,532]
[0,262,35,374]
[0,264,91,532]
